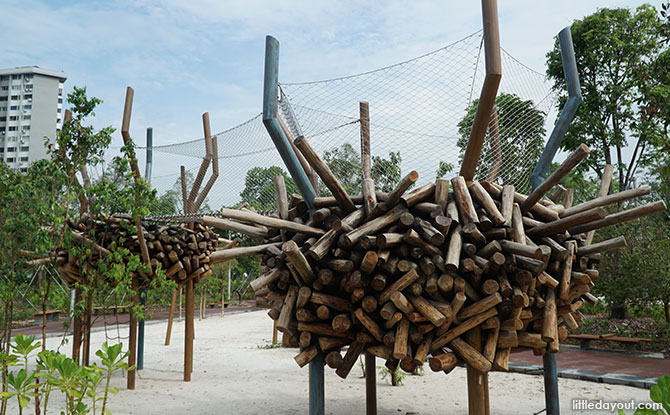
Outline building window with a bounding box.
[7,147,16,152]
[11,85,20,90]
[23,115,30,120]
[8,126,16,131]
[0,76,8,81]
[1,86,7,91]
[9,116,18,121]
[11,75,21,80]
[19,157,28,162]
[25,94,32,100]
[0,107,6,112]
[10,95,18,101]
[22,126,30,130]
[0,97,6,102]
[0,117,5,121]
[20,168,27,173]
[9,106,17,110]
[58,98,62,103]
[24,105,32,110]
[0,149,3,153]
[6,157,15,162]
[20,146,29,152]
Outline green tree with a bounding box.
[457,93,546,193]
[319,142,402,195]
[148,170,211,215]
[239,166,298,211]
[546,4,663,190]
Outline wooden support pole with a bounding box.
[562,186,650,218]
[365,353,377,415]
[568,201,667,235]
[165,288,177,345]
[127,275,139,390]
[184,279,194,381]
[459,0,502,181]
[577,236,627,257]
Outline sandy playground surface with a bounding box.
[5,309,654,414]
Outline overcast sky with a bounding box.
[0,0,659,195]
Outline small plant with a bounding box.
[256,343,282,350]
[617,375,670,414]
[377,362,406,386]
[412,364,425,376]
[0,335,132,415]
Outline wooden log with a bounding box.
[401,182,435,207]
[496,330,518,348]
[277,285,298,333]
[451,176,479,224]
[521,144,590,213]
[362,179,378,217]
[563,186,651,217]
[515,256,546,275]
[202,215,270,238]
[540,237,568,261]
[294,135,355,213]
[403,229,441,256]
[567,201,666,236]
[216,209,325,237]
[407,295,447,326]
[210,242,282,264]
[390,291,415,315]
[354,308,384,342]
[392,318,410,359]
[330,313,352,333]
[477,240,501,259]
[307,229,339,261]
[384,312,403,329]
[469,181,506,226]
[311,292,354,312]
[500,185,515,227]
[518,332,548,349]
[325,351,344,369]
[499,240,542,259]
[526,207,606,238]
[483,321,500,362]
[445,225,462,273]
[296,286,312,308]
[336,340,366,379]
[510,203,526,244]
[294,346,319,367]
[299,322,354,339]
[431,307,498,351]
[344,205,407,246]
[481,279,500,295]
[493,348,511,372]
[414,218,445,246]
[429,352,459,372]
[457,293,502,320]
[537,271,560,289]
[435,179,449,214]
[380,302,398,320]
[437,274,454,294]
[450,337,491,373]
[282,241,315,284]
[362,296,378,313]
[559,241,576,301]
[249,268,282,292]
[360,251,378,274]
[577,236,627,257]
[378,269,419,304]
[542,288,558,343]
[376,171,419,216]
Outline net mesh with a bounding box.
[114,31,557,216]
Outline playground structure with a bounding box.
[18,0,668,414]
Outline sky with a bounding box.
[0,0,659,200]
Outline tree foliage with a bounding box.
[457,93,546,193]
[239,166,298,211]
[546,4,664,190]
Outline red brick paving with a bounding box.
[511,348,670,378]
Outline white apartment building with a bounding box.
[0,66,67,172]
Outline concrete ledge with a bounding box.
[508,362,658,390]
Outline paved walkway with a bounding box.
[510,347,667,388]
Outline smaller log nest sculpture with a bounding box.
[53,213,219,288]
[208,142,666,379]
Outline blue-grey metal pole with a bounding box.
[262,35,317,209]
[530,26,582,190]
[137,127,152,371]
[309,354,325,415]
[531,27,581,415]
[263,35,322,413]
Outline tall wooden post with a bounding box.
[72,287,82,364]
[82,291,93,366]
[365,354,377,415]
[466,327,489,415]
[165,288,177,345]
[459,0,502,181]
[184,279,194,381]
[127,275,139,390]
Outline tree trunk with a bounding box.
[610,303,628,319]
[664,300,670,325]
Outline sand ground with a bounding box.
[4,310,654,414]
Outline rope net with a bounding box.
[123,31,556,217]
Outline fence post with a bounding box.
[262,35,317,209]
[530,26,582,190]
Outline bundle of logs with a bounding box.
[204,141,667,380]
[53,213,219,287]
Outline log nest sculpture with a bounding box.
[208,141,666,379]
[54,213,219,288]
